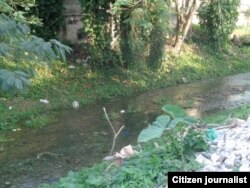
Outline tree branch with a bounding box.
[103,107,125,155]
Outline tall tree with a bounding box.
[198,0,240,48]
[173,0,201,53]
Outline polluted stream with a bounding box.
[2,72,250,187]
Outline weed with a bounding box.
[202,104,250,124]
[24,115,49,128]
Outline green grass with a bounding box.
[202,104,250,124]
[1,28,250,133]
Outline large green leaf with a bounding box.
[162,105,186,119]
[168,117,197,128]
[168,118,183,128]
[14,78,23,90]
[182,116,197,124]
[138,124,166,143]
[138,115,171,143]
[137,105,197,143]
[155,115,171,127]
[0,69,31,91]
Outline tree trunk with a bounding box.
[173,0,201,53]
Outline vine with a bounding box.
[79,0,171,69]
[198,0,240,48]
[79,0,119,68]
[30,0,65,40]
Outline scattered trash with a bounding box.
[72,101,79,109]
[206,128,219,140]
[12,128,21,132]
[114,145,137,159]
[120,110,125,114]
[39,99,49,104]
[196,118,250,171]
[68,65,76,69]
[103,145,138,161]
[8,106,12,110]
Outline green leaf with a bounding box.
[0,69,31,91]
[15,78,23,90]
[86,174,104,186]
[138,124,165,143]
[155,115,171,127]
[168,117,197,128]
[6,76,15,86]
[14,71,29,78]
[168,118,184,128]
[162,105,186,119]
[182,116,197,124]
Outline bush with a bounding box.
[198,0,240,48]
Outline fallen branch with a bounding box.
[103,107,125,155]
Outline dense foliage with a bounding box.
[30,0,65,40]
[79,0,171,68]
[198,0,240,48]
[79,0,118,68]
[0,0,71,92]
[138,105,196,142]
[0,0,40,24]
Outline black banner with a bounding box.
[168,172,250,188]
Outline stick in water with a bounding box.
[103,107,125,155]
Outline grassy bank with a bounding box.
[202,104,250,124]
[1,42,250,132]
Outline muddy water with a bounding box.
[1,72,250,188]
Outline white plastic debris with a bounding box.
[68,65,76,69]
[72,101,79,109]
[120,110,125,114]
[12,128,21,132]
[39,99,49,104]
[114,145,137,159]
[8,106,12,110]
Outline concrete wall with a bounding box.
[63,0,83,43]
